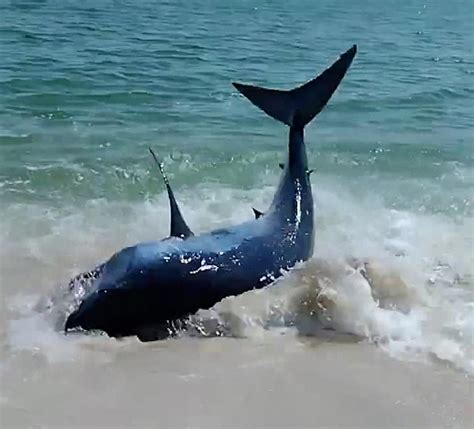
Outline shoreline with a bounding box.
[1,337,472,428]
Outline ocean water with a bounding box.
[1,0,473,415]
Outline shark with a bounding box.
[64,45,357,340]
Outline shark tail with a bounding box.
[232,45,356,129]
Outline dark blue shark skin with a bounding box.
[65,45,357,339]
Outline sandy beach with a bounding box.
[1,336,472,428]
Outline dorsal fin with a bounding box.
[279,163,285,170]
[252,208,264,219]
[148,148,194,239]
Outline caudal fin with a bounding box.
[233,45,356,129]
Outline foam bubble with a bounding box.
[2,178,473,373]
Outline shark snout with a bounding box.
[64,308,82,333]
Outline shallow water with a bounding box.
[1,0,473,426]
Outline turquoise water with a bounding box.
[1,1,473,372]
[1,0,473,210]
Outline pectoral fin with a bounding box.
[149,147,194,239]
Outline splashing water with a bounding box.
[3,181,472,374]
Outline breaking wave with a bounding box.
[2,179,472,374]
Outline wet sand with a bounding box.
[1,337,472,428]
